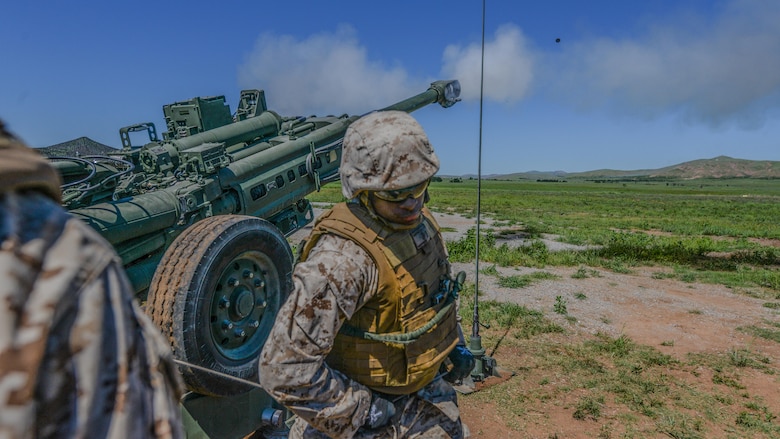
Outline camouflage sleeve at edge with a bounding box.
[0,194,184,439]
[259,233,378,438]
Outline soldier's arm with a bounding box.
[259,233,378,437]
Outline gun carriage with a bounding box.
[49,80,461,437]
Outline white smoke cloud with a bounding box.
[238,22,535,115]
[441,24,534,104]
[545,0,780,129]
[238,24,412,116]
[237,0,780,131]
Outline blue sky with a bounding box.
[2,0,779,175]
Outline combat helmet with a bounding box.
[340,110,439,199]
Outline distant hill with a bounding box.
[36,137,118,157]
[650,156,780,179]
[466,156,780,180]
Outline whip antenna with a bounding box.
[460,0,513,392]
[471,0,486,346]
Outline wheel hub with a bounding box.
[234,290,254,318]
[210,255,272,360]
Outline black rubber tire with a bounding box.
[146,215,293,396]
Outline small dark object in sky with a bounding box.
[555,38,561,43]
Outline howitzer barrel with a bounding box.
[222,118,354,186]
[171,111,282,150]
[171,79,456,155]
[379,80,461,113]
[223,80,461,184]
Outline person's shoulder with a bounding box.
[57,212,121,275]
[28,194,116,257]
[6,193,120,278]
[2,192,70,246]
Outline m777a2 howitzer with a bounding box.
[48,80,461,438]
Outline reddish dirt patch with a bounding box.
[454,264,780,438]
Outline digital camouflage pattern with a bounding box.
[339,111,440,199]
[0,124,184,439]
[259,232,466,438]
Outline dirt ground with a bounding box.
[454,262,780,438]
[292,208,780,438]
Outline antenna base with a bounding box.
[451,336,515,394]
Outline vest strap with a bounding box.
[338,271,466,344]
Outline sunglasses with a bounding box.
[372,179,430,202]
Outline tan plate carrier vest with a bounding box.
[299,202,459,395]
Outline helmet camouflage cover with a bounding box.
[340,110,440,199]
[0,120,62,203]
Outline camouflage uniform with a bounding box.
[260,232,464,439]
[0,122,184,439]
[259,111,468,438]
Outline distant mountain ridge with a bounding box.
[36,137,117,157]
[463,156,780,180]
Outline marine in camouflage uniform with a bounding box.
[259,111,474,438]
[0,121,184,439]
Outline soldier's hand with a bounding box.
[441,345,476,383]
[364,393,396,430]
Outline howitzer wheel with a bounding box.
[146,215,293,396]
